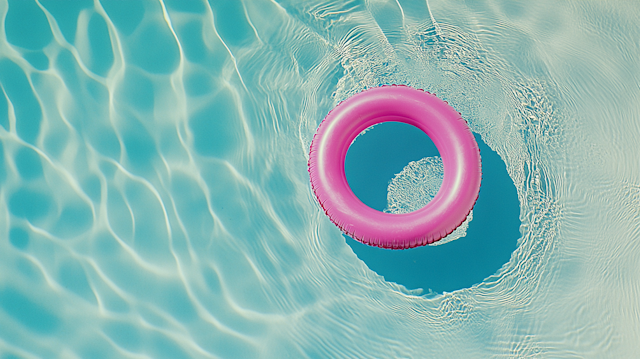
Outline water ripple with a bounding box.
[0,0,638,357]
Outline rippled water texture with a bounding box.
[1,0,639,357]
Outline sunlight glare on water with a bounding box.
[0,0,639,357]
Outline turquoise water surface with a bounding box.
[1,0,639,358]
[345,123,520,294]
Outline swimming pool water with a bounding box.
[1,0,639,357]
[345,123,520,294]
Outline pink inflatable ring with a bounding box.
[308,85,481,249]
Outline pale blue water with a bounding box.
[1,0,639,358]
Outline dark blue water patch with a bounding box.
[209,0,256,47]
[189,89,242,158]
[40,0,93,44]
[344,124,520,294]
[77,338,116,359]
[345,122,440,211]
[89,235,132,313]
[9,227,29,250]
[127,22,180,74]
[149,332,191,359]
[0,59,42,143]
[176,21,209,64]
[16,258,45,284]
[54,50,86,108]
[171,174,216,247]
[4,0,53,50]
[264,165,306,232]
[8,188,53,223]
[53,204,94,238]
[165,0,205,13]
[15,147,43,180]
[185,69,215,97]
[86,123,121,160]
[159,283,198,323]
[0,89,8,131]
[120,114,159,173]
[100,0,145,36]
[43,126,71,159]
[81,175,102,202]
[58,259,97,304]
[103,321,142,352]
[87,79,109,103]
[0,141,6,184]
[118,68,155,111]
[0,286,61,334]
[22,51,49,71]
[86,13,114,77]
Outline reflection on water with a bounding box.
[0,0,639,357]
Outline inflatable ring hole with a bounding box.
[344,121,442,212]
